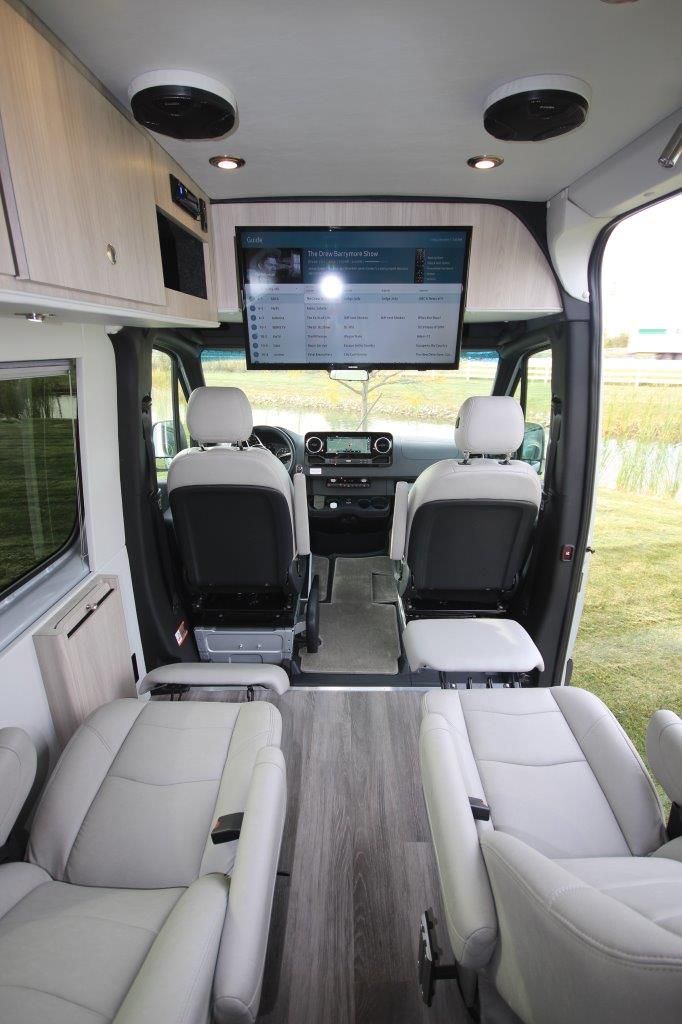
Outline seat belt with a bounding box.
[141,395,185,624]
[540,400,562,515]
[521,400,562,614]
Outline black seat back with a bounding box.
[407,497,537,605]
[170,484,293,593]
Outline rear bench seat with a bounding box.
[0,697,286,1024]
[420,686,682,1024]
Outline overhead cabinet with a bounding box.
[0,1,166,305]
[212,201,563,321]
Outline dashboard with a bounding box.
[304,431,393,467]
[251,426,462,480]
[230,426,464,553]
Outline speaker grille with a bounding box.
[131,84,236,140]
[485,89,588,142]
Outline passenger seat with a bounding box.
[420,686,682,1024]
[0,697,286,1024]
[390,396,541,609]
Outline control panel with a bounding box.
[169,173,208,232]
[304,432,393,467]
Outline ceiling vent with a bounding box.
[128,71,237,140]
[484,75,591,142]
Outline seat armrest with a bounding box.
[212,746,287,1024]
[389,480,410,561]
[293,472,311,557]
[419,712,497,968]
[651,836,682,862]
[647,710,682,806]
[113,873,230,1024]
[139,663,290,696]
[0,727,37,846]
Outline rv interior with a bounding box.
[0,1,681,1022]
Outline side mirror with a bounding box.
[520,422,546,474]
[152,420,176,464]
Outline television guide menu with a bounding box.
[238,227,470,368]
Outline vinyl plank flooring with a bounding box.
[350,693,467,1024]
[259,692,355,1024]
[187,688,470,1024]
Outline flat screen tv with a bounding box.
[235,226,472,369]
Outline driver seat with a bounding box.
[168,386,310,599]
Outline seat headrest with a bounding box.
[455,396,525,456]
[186,386,253,444]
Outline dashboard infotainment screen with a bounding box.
[326,435,372,455]
[236,226,471,370]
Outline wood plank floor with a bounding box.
[195,689,470,1024]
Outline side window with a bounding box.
[0,362,82,596]
[151,349,189,482]
[514,348,553,475]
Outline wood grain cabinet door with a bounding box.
[0,2,165,305]
[34,577,136,750]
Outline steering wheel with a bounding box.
[249,425,296,474]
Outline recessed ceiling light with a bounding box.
[209,155,245,170]
[467,155,504,170]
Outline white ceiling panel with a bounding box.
[26,0,682,202]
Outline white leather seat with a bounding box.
[168,386,309,593]
[0,698,287,1024]
[403,617,544,674]
[420,686,682,1024]
[390,396,541,605]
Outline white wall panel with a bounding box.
[0,316,144,767]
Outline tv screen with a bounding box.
[236,226,471,369]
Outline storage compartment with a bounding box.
[0,1,165,304]
[156,209,207,299]
[33,575,136,750]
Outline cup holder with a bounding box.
[357,498,371,509]
[371,497,388,510]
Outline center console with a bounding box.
[304,432,394,555]
[304,431,393,467]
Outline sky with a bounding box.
[602,191,682,339]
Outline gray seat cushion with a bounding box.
[420,686,682,1024]
[422,686,665,859]
[555,855,682,939]
[0,862,183,1024]
[27,698,281,887]
[0,697,286,1024]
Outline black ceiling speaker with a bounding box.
[484,76,590,142]
[128,71,237,140]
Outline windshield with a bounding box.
[201,350,498,440]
